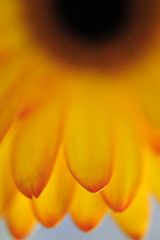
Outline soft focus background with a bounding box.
[1,200,160,240]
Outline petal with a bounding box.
[147,147,160,200]
[134,77,160,129]
[128,56,160,151]
[0,130,15,214]
[5,190,35,239]
[0,57,34,141]
[32,147,75,228]
[11,98,62,198]
[65,87,113,193]
[112,187,151,239]
[102,112,143,212]
[71,183,107,232]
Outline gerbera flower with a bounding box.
[1,0,160,239]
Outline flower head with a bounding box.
[1,0,160,239]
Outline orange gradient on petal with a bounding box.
[32,147,75,228]
[71,183,108,232]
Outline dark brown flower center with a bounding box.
[55,0,129,42]
[22,0,160,73]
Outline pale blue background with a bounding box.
[1,201,160,240]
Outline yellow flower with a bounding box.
[1,0,160,239]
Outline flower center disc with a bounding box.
[22,0,160,73]
[56,0,129,41]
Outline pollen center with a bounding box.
[56,0,129,41]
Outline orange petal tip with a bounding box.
[72,220,98,232]
[102,194,133,213]
[15,180,45,199]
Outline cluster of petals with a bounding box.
[1,0,160,239]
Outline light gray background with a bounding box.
[1,200,160,240]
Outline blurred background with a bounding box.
[1,200,160,240]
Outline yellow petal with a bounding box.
[65,85,113,192]
[5,190,35,239]
[112,187,151,239]
[0,58,34,141]
[11,98,62,198]
[147,147,160,201]
[71,183,107,232]
[128,55,160,151]
[102,111,143,212]
[134,78,160,129]
[32,148,75,228]
[0,130,15,214]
